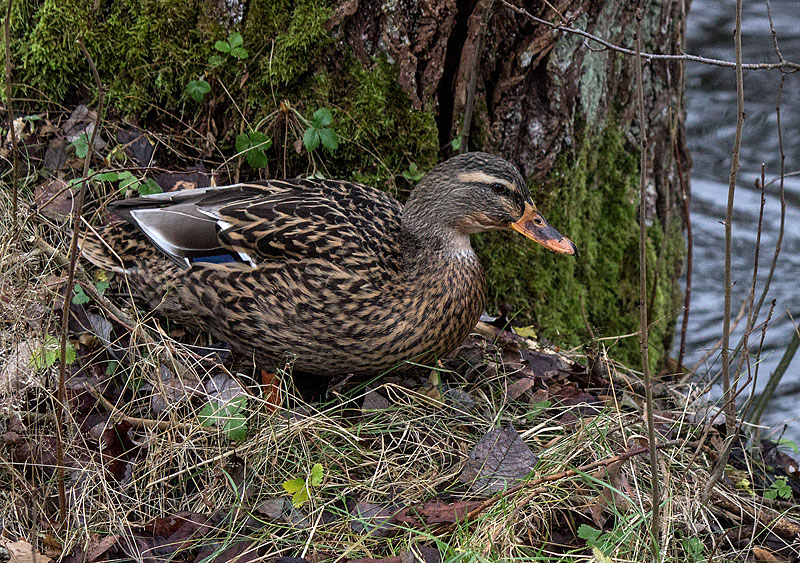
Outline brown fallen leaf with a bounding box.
[85,533,119,563]
[751,546,788,563]
[459,424,538,494]
[1,539,53,563]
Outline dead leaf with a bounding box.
[1,539,53,563]
[351,502,398,537]
[506,376,536,400]
[393,499,482,526]
[459,424,538,494]
[85,534,119,563]
[362,388,389,411]
[752,546,787,562]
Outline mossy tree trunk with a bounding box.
[3,0,689,368]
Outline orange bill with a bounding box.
[510,202,577,255]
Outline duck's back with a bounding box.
[82,179,483,375]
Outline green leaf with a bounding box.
[282,477,305,495]
[310,463,324,486]
[30,336,76,370]
[249,132,271,149]
[235,133,250,154]
[71,133,89,158]
[72,284,90,305]
[208,54,225,67]
[402,162,424,182]
[137,178,163,195]
[95,171,120,182]
[246,150,268,169]
[577,524,602,543]
[778,438,799,454]
[187,79,211,103]
[198,396,248,441]
[311,108,333,128]
[228,32,243,49]
[303,128,320,151]
[318,128,338,152]
[105,360,119,376]
[451,135,462,150]
[214,39,231,53]
[231,47,248,59]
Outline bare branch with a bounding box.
[499,0,800,72]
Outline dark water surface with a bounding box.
[683,0,800,438]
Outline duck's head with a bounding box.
[403,152,576,255]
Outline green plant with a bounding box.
[402,162,424,182]
[186,79,211,103]
[96,170,162,196]
[72,280,110,305]
[282,463,324,507]
[70,132,90,158]
[30,335,77,370]
[198,396,248,441]
[451,135,462,151]
[302,108,338,152]
[682,536,706,562]
[235,132,272,168]
[765,477,792,500]
[214,32,248,60]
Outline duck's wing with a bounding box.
[108,179,404,277]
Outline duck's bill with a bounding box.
[510,203,577,255]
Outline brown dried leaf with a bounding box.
[459,424,538,494]
[1,539,53,563]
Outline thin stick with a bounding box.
[703,0,745,503]
[676,140,692,373]
[634,12,661,560]
[4,0,18,228]
[460,0,494,154]
[55,37,105,524]
[499,0,800,71]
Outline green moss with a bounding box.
[474,124,683,369]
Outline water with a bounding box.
[684,0,800,439]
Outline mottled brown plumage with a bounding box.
[81,152,575,376]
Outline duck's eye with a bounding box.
[490,182,506,195]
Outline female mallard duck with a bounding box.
[81,152,575,376]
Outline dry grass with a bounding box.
[2,174,800,563]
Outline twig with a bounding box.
[676,140,692,373]
[4,0,18,228]
[55,37,105,524]
[703,0,745,503]
[748,320,800,427]
[634,12,661,559]
[460,0,494,154]
[765,0,784,63]
[499,0,800,71]
[86,384,200,433]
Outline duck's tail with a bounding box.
[79,221,141,274]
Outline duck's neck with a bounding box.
[401,191,476,264]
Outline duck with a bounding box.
[80,152,576,376]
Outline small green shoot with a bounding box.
[765,477,793,500]
[186,79,211,103]
[302,108,338,152]
[199,396,248,441]
[70,133,90,158]
[451,135,462,151]
[105,360,119,376]
[214,32,248,60]
[30,335,77,370]
[577,523,626,555]
[235,132,272,168]
[526,400,552,421]
[402,162,424,183]
[282,463,324,507]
